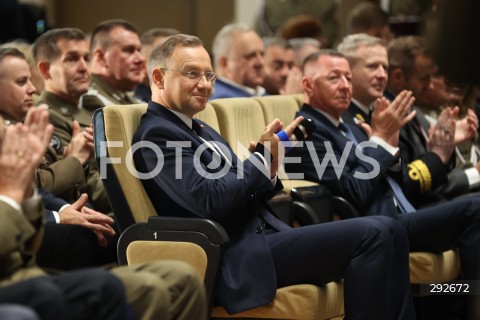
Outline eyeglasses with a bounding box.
[161,68,216,83]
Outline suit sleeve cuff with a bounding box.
[370,136,399,156]
[464,167,480,188]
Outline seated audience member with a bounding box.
[0,47,117,269]
[133,33,415,319]
[281,37,322,94]
[83,19,146,110]
[263,37,295,95]
[385,36,480,202]
[135,27,180,102]
[337,33,451,205]
[0,106,208,320]
[283,50,480,318]
[210,23,266,99]
[347,2,391,43]
[416,72,480,171]
[32,28,111,212]
[0,40,44,92]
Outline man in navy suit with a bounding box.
[284,49,480,317]
[338,33,451,207]
[133,33,416,319]
[338,34,479,207]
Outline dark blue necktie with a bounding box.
[338,122,415,214]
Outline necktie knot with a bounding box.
[192,119,203,135]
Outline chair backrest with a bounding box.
[209,97,266,158]
[94,103,220,231]
[94,104,155,231]
[194,102,220,133]
[254,94,303,126]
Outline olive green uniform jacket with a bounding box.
[0,198,46,287]
[36,91,111,212]
[81,74,142,112]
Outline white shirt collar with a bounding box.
[351,98,372,115]
[310,107,343,128]
[168,108,193,129]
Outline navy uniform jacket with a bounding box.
[133,101,287,313]
[343,100,449,207]
[383,90,473,205]
[285,103,404,216]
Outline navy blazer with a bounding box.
[383,90,469,205]
[285,103,404,216]
[133,101,286,313]
[210,78,257,100]
[39,189,69,224]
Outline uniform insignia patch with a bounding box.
[50,135,62,152]
[355,113,365,123]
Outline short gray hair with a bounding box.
[211,23,252,68]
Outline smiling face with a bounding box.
[304,54,353,119]
[44,39,90,103]
[350,44,388,106]
[0,55,36,121]
[154,45,214,118]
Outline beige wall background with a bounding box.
[46,0,235,51]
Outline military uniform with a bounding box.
[0,197,208,320]
[36,91,111,212]
[81,74,142,112]
[1,112,87,204]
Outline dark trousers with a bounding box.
[398,196,480,319]
[398,196,480,281]
[266,215,415,320]
[37,224,117,271]
[0,269,127,320]
[0,304,39,320]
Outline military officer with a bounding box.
[33,28,111,212]
[83,19,145,110]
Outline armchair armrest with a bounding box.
[117,216,229,310]
[332,196,360,220]
[291,185,332,224]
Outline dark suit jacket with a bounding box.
[133,101,286,313]
[39,189,69,224]
[286,103,404,216]
[383,90,471,205]
[210,78,256,100]
[343,101,369,126]
[343,100,449,207]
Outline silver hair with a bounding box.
[211,22,252,68]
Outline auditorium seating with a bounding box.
[93,94,461,319]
